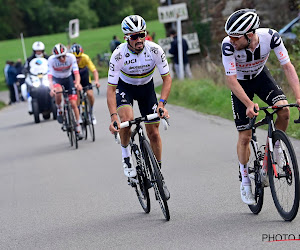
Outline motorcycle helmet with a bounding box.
[121,15,146,35]
[225,9,260,37]
[52,43,67,58]
[70,44,83,57]
[32,41,45,58]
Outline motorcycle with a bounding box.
[18,58,56,123]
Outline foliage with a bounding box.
[0,0,160,40]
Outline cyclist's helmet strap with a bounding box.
[121,15,146,35]
[52,43,67,57]
[225,9,260,37]
[71,44,83,57]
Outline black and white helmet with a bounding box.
[225,9,260,37]
[121,15,146,34]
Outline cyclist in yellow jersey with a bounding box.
[70,44,100,124]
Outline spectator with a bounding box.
[7,61,19,104]
[109,35,121,52]
[15,59,25,101]
[169,29,193,79]
[4,60,10,85]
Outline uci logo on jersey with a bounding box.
[124,59,137,65]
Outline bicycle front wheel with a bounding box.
[131,144,150,213]
[268,130,299,221]
[65,106,73,147]
[69,107,78,149]
[143,140,170,221]
[248,140,264,214]
[85,98,95,142]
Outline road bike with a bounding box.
[244,103,300,221]
[79,85,99,141]
[56,86,80,149]
[113,110,171,221]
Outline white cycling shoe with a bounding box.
[123,157,136,177]
[240,183,256,205]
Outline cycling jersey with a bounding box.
[48,53,79,79]
[77,53,96,72]
[221,28,290,80]
[108,40,169,86]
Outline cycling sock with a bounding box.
[121,145,131,158]
[239,162,250,186]
[56,104,62,111]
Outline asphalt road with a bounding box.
[1,77,300,249]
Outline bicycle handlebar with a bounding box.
[112,108,170,144]
[244,103,300,129]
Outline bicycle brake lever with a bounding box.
[113,121,121,144]
[294,111,300,124]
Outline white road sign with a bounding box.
[158,3,188,23]
[158,32,200,58]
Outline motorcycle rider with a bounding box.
[23,41,49,74]
[22,41,50,114]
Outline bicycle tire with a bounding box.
[143,140,170,221]
[268,130,299,221]
[131,144,150,213]
[70,108,78,149]
[248,140,264,214]
[65,106,73,147]
[85,97,95,142]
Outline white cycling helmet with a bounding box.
[121,15,146,34]
[225,9,260,37]
[32,41,45,51]
[52,43,67,58]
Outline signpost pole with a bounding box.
[177,18,184,80]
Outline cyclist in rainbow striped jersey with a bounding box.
[107,15,172,198]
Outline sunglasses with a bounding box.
[229,35,243,42]
[58,55,66,59]
[127,32,146,40]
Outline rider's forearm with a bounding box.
[93,70,99,83]
[107,85,117,120]
[74,73,80,86]
[160,74,172,101]
[226,75,253,107]
[282,62,300,100]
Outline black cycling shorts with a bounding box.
[116,78,159,123]
[53,75,76,95]
[231,66,287,131]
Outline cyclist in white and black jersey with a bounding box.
[221,9,300,205]
[48,43,83,137]
[107,15,172,199]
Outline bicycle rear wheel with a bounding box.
[131,144,150,213]
[143,140,170,221]
[268,130,299,221]
[248,140,264,214]
[85,98,95,142]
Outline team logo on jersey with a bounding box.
[152,104,157,113]
[150,47,158,54]
[115,53,122,61]
[109,63,115,71]
[124,59,137,65]
[222,43,234,56]
[125,53,130,57]
[161,53,166,62]
[120,92,126,98]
